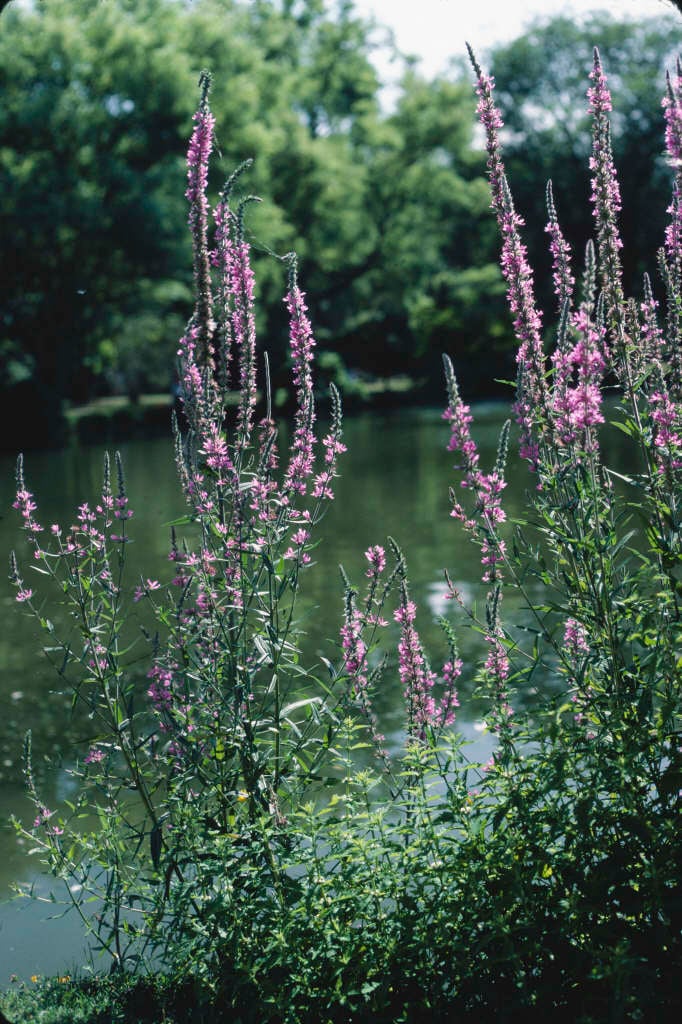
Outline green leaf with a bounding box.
[280,697,323,717]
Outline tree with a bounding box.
[1,0,197,442]
[0,0,502,444]
[348,68,508,392]
[0,1,383,428]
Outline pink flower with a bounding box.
[485,636,509,685]
[147,665,174,712]
[564,617,590,656]
[394,590,438,739]
[16,589,33,603]
[284,532,311,564]
[84,748,105,765]
[551,306,607,452]
[364,545,386,576]
[649,388,682,469]
[231,239,257,439]
[284,422,316,495]
[33,806,53,828]
[113,496,133,520]
[481,537,507,584]
[13,461,44,537]
[443,358,508,582]
[484,619,513,735]
[185,102,215,207]
[445,408,479,480]
[340,594,369,696]
[285,285,316,406]
[281,282,318,496]
[200,428,234,473]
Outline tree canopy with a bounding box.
[1,0,502,441]
[1,1,681,445]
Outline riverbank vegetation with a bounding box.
[4,15,682,1024]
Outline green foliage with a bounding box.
[0,971,218,1023]
[4,2,681,444]
[0,0,504,440]
[353,73,506,376]
[5,24,682,1024]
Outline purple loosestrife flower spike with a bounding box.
[283,254,317,496]
[551,304,607,454]
[564,617,590,657]
[9,551,32,603]
[339,561,391,768]
[365,545,386,576]
[484,583,513,734]
[663,62,682,169]
[442,354,479,484]
[13,454,43,542]
[394,581,438,742]
[662,65,682,343]
[656,247,682,391]
[581,239,597,315]
[213,202,235,388]
[438,661,460,729]
[545,180,574,312]
[641,273,665,364]
[443,355,508,582]
[649,376,682,472]
[665,179,682,284]
[466,44,504,211]
[340,581,369,696]
[437,617,461,730]
[285,255,315,409]
[588,49,625,338]
[468,47,549,468]
[213,160,253,389]
[186,70,216,369]
[313,384,345,501]
[233,197,259,444]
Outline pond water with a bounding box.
[0,402,627,980]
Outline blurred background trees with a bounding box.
[1,0,680,445]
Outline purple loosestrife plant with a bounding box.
[460,44,682,764]
[442,353,513,740]
[338,535,461,759]
[9,72,350,972]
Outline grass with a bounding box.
[0,973,218,1024]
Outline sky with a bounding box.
[353,0,675,77]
